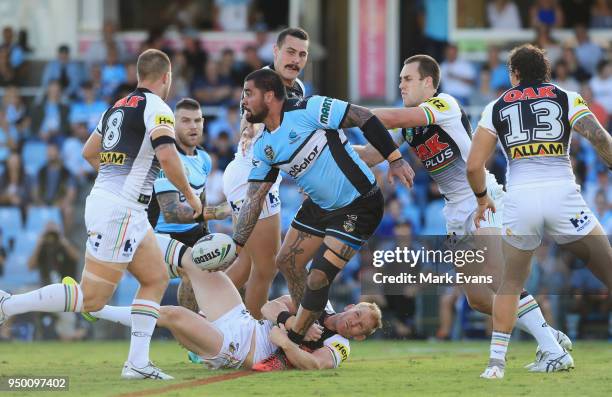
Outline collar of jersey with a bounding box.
[176,144,201,157]
[136,87,152,94]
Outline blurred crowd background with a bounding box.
[0,0,610,342]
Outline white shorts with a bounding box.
[199,303,277,370]
[503,181,599,251]
[84,192,151,263]
[445,173,504,236]
[222,158,282,220]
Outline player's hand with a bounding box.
[303,323,323,342]
[387,158,414,188]
[270,324,290,347]
[187,193,203,220]
[474,194,496,229]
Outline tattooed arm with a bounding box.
[573,114,612,168]
[232,181,274,249]
[203,201,232,221]
[157,191,198,224]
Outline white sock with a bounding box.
[490,331,511,362]
[127,299,160,368]
[91,305,132,326]
[2,283,83,316]
[515,293,563,353]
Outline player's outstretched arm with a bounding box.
[157,192,200,224]
[372,107,428,129]
[154,137,201,219]
[232,181,273,251]
[573,114,612,169]
[341,104,414,186]
[352,144,385,167]
[82,132,102,172]
[467,126,498,228]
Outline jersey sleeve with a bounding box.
[477,101,497,136]
[247,139,279,182]
[418,94,461,127]
[144,96,175,137]
[92,108,109,136]
[323,334,351,368]
[201,150,213,176]
[566,91,593,129]
[303,95,350,130]
[154,169,179,195]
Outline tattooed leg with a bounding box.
[177,278,199,313]
[290,237,357,338]
[276,227,323,307]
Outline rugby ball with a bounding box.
[191,233,237,271]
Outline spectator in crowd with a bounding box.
[209,130,235,170]
[204,153,225,204]
[0,46,16,86]
[470,66,498,110]
[561,0,592,28]
[233,44,264,85]
[69,82,108,132]
[182,34,208,78]
[580,83,608,128]
[532,24,562,65]
[213,0,253,31]
[41,45,84,101]
[191,59,233,106]
[17,29,32,55]
[593,190,612,233]
[30,143,77,232]
[574,25,603,77]
[585,168,612,212]
[530,0,564,28]
[0,26,25,72]
[2,85,26,127]
[30,80,70,143]
[440,43,476,105]
[62,122,95,183]
[0,108,17,157]
[111,63,138,103]
[84,20,128,65]
[560,45,591,82]
[590,60,612,116]
[0,151,23,206]
[590,0,612,28]
[254,26,275,64]
[0,232,5,277]
[99,45,127,99]
[484,45,511,93]
[486,0,522,30]
[28,223,79,285]
[418,0,449,62]
[207,105,240,142]
[552,60,580,92]
[166,53,191,108]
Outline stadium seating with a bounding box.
[422,199,447,235]
[21,140,48,178]
[1,231,40,290]
[0,206,22,250]
[25,206,63,234]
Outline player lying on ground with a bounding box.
[77,234,382,370]
[353,54,572,370]
[467,44,612,379]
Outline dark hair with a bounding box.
[404,54,441,89]
[175,97,201,112]
[508,44,551,85]
[137,49,171,82]
[58,45,69,54]
[244,69,286,100]
[276,27,309,47]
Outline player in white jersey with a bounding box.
[354,54,571,366]
[221,28,310,319]
[467,44,612,379]
[79,234,381,371]
[0,50,201,380]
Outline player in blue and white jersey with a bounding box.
[233,68,414,345]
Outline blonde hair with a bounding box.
[356,301,383,336]
[137,49,171,82]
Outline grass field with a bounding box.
[1,340,611,396]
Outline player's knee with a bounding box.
[82,294,107,313]
[465,294,491,314]
[306,269,329,290]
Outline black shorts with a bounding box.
[162,224,208,247]
[291,187,384,248]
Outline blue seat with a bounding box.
[21,141,48,178]
[26,206,63,234]
[422,199,447,235]
[401,204,422,234]
[1,231,40,290]
[0,206,22,250]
